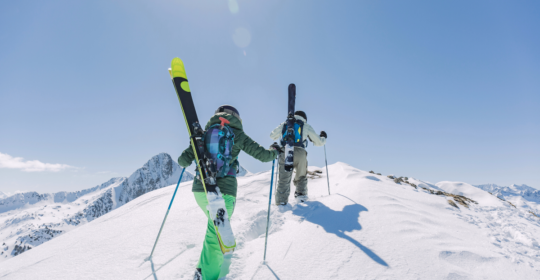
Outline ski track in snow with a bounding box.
[0,162,539,279]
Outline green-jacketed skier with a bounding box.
[270,111,327,205]
[178,105,279,280]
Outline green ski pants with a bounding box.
[194,192,236,280]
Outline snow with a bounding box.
[475,183,540,217]
[0,153,194,262]
[0,162,539,279]
[237,165,251,177]
[436,181,504,207]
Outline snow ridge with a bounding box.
[237,164,251,177]
[475,183,540,202]
[475,183,540,216]
[0,153,193,262]
[0,177,125,214]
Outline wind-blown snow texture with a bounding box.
[0,162,538,279]
[0,153,194,261]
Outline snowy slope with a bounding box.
[0,153,193,261]
[475,183,540,217]
[0,162,539,279]
[437,181,505,207]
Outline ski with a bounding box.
[284,83,296,172]
[169,58,236,254]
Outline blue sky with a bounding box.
[1,0,539,193]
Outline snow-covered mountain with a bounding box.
[475,183,540,216]
[0,191,7,199]
[237,164,251,177]
[0,153,194,261]
[0,163,538,279]
[0,178,125,213]
[475,183,540,201]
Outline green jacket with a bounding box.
[178,112,278,197]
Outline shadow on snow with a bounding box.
[142,246,192,280]
[291,196,389,267]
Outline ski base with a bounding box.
[206,188,236,254]
[284,144,294,172]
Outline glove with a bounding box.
[270,142,284,154]
[320,131,327,138]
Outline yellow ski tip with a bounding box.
[170,57,187,79]
[168,68,172,79]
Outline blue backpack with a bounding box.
[281,119,307,148]
[203,117,237,178]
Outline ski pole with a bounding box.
[324,144,330,195]
[275,161,279,194]
[263,159,276,262]
[146,168,186,261]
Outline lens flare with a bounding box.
[233,27,251,48]
[228,0,239,14]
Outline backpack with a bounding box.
[281,118,307,148]
[203,117,237,178]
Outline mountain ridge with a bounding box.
[0,153,194,261]
[475,183,540,201]
[474,183,540,217]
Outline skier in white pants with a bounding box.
[270,111,327,205]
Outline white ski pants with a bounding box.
[275,147,308,205]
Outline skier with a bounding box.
[177,105,280,280]
[270,110,327,205]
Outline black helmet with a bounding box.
[294,110,307,121]
[215,105,241,122]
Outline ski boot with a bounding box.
[295,192,308,203]
[193,268,202,280]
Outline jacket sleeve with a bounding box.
[305,123,327,147]
[270,122,285,141]
[241,134,278,162]
[178,146,195,168]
